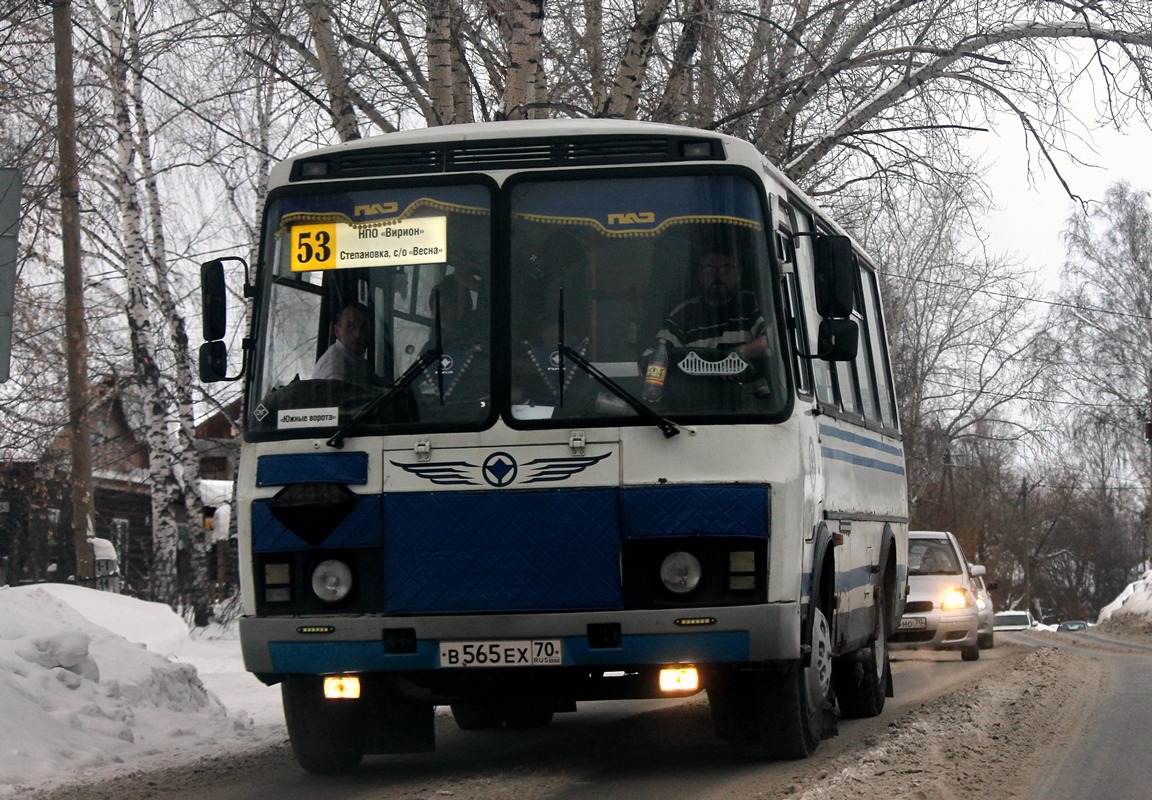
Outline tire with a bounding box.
[281,676,366,774]
[961,645,980,661]
[451,703,503,730]
[758,606,832,760]
[979,632,995,649]
[834,581,890,719]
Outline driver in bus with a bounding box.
[313,301,380,385]
[655,244,769,360]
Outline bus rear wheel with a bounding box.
[282,675,366,774]
[834,580,890,718]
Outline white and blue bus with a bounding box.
[200,119,908,772]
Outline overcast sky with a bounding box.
[974,114,1152,293]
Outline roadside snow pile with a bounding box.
[0,585,251,796]
[1095,568,1152,637]
[797,646,1086,800]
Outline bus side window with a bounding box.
[788,207,835,406]
[847,259,878,424]
[777,232,812,397]
[828,250,872,418]
[845,254,874,419]
[860,265,898,428]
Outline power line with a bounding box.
[878,267,1152,323]
[67,15,275,159]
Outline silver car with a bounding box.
[892,531,981,661]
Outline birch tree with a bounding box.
[90,0,194,605]
[501,0,545,119]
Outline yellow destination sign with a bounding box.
[290,216,448,271]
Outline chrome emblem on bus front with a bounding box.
[390,451,611,488]
[482,452,518,487]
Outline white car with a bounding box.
[893,531,982,661]
[993,610,1036,631]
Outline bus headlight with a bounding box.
[312,559,353,603]
[660,551,702,594]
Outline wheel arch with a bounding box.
[877,524,899,635]
[803,524,837,666]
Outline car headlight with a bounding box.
[312,559,353,603]
[660,551,702,594]
[941,588,970,610]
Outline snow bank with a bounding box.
[1096,569,1152,627]
[1097,568,1152,623]
[0,585,253,795]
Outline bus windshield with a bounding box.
[246,172,787,438]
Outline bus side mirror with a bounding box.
[199,341,229,382]
[813,235,856,318]
[199,256,250,383]
[202,259,228,342]
[817,318,858,361]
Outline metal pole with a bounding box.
[53,0,94,582]
[1146,367,1152,573]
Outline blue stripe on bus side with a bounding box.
[800,562,876,599]
[266,631,750,674]
[818,424,904,458]
[820,446,907,476]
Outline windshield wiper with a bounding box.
[327,292,445,449]
[326,348,439,449]
[555,287,680,439]
[557,345,680,438]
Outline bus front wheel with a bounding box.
[282,676,366,774]
[709,607,833,759]
[759,606,832,760]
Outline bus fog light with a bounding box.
[311,559,353,603]
[323,675,360,699]
[659,666,699,692]
[660,552,702,594]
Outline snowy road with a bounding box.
[11,583,1152,799]
[1031,632,1152,800]
[27,649,1014,799]
[25,627,1152,799]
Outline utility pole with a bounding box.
[1146,367,1152,573]
[1020,476,1031,613]
[53,0,94,582]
